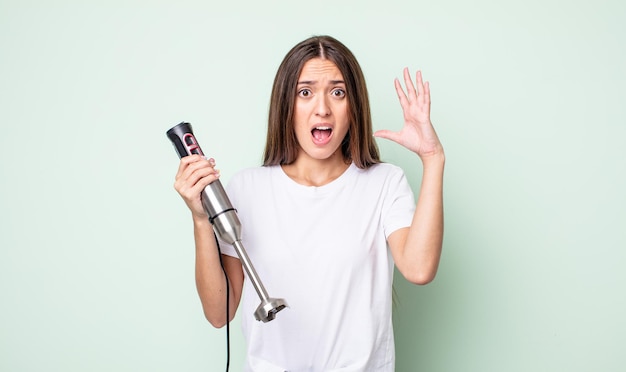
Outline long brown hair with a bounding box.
[263,35,380,169]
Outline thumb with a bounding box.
[373,129,400,142]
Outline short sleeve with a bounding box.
[381,167,416,239]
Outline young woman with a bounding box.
[174,35,444,371]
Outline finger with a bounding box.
[185,161,219,187]
[177,156,216,181]
[187,168,221,194]
[403,67,418,102]
[192,163,220,182]
[424,81,431,108]
[175,165,220,198]
[394,78,409,109]
[175,161,219,200]
[175,154,205,180]
[415,70,424,96]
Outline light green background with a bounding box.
[1,1,624,371]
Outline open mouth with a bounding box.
[311,126,333,143]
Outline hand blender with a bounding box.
[167,122,288,322]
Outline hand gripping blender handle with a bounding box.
[166,122,287,322]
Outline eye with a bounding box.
[298,88,312,98]
[331,88,346,98]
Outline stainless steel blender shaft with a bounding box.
[202,183,288,322]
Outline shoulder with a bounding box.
[368,162,404,174]
[357,163,413,198]
[225,165,280,192]
[357,162,407,180]
[228,165,278,183]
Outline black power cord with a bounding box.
[214,233,230,372]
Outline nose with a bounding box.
[315,95,330,117]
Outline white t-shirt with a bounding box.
[219,162,415,372]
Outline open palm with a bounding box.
[374,69,443,159]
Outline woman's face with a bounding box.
[292,58,350,164]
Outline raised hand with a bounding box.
[374,68,443,160]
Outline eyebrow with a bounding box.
[297,80,346,85]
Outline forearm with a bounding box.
[193,216,239,327]
[400,153,445,284]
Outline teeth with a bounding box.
[315,127,331,130]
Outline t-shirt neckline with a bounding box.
[274,162,358,196]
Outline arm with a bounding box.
[174,155,244,327]
[375,69,445,285]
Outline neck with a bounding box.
[281,152,350,187]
